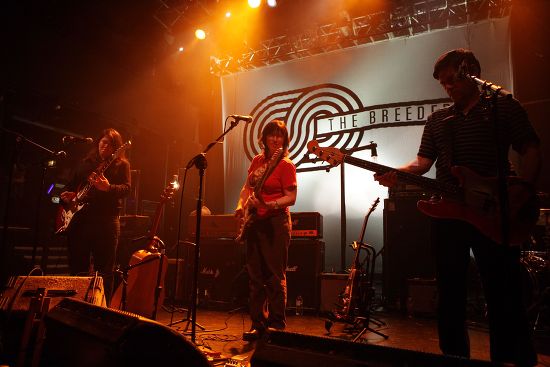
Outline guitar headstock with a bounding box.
[160,175,180,202]
[306,140,344,167]
[369,197,380,213]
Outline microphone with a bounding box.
[229,114,253,123]
[62,136,94,144]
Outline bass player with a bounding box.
[375,49,541,366]
[234,120,297,341]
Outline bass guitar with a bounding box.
[307,140,539,246]
[55,141,132,234]
[110,176,179,319]
[334,197,379,322]
[236,148,283,244]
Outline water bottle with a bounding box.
[295,295,303,316]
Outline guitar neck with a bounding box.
[343,155,458,195]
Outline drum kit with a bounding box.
[521,208,550,331]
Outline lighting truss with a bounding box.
[209,0,512,76]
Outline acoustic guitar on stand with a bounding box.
[55,141,132,234]
[307,140,539,246]
[110,175,179,319]
[236,148,283,244]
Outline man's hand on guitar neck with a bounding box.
[374,155,434,188]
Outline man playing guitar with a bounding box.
[375,49,541,366]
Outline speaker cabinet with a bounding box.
[251,330,495,367]
[41,298,210,367]
[180,238,245,306]
[287,239,324,312]
[383,196,435,310]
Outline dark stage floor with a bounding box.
[153,303,550,366]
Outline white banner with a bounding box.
[221,18,512,272]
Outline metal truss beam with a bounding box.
[210,0,511,76]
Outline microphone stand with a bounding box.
[180,118,242,344]
[0,127,66,280]
[465,73,512,247]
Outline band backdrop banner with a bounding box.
[221,18,512,272]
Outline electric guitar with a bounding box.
[307,140,539,246]
[55,141,132,234]
[235,148,283,244]
[110,177,179,318]
[334,197,380,321]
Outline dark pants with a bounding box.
[246,213,291,330]
[433,219,537,366]
[67,212,120,304]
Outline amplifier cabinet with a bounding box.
[187,215,240,239]
[383,197,435,311]
[290,212,323,239]
[179,239,246,307]
[286,239,324,312]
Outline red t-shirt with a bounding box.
[247,154,296,218]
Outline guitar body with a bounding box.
[235,148,283,244]
[417,166,539,245]
[111,249,168,318]
[236,206,256,244]
[55,201,85,234]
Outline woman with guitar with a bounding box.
[60,128,131,305]
[375,49,541,366]
[234,120,297,342]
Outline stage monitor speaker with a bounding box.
[286,239,324,312]
[0,276,105,365]
[383,196,435,310]
[251,330,496,367]
[41,298,210,367]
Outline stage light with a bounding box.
[267,0,277,7]
[225,11,231,18]
[248,0,261,9]
[195,29,206,40]
[178,46,185,52]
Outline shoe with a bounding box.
[266,327,284,333]
[242,328,263,342]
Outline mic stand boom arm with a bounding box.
[184,118,242,344]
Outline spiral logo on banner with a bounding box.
[244,83,450,171]
[244,83,363,162]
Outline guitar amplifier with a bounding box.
[187,214,240,239]
[290,212,323,239]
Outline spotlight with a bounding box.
[178,46,185,52]
[195,29,206,40]
[248,0,261,8]
[225,11,231,18]
[267,0,277,7]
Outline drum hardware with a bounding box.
[520,251,550,331]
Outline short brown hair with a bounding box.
[259,120,290,156]
[433,48,481,79]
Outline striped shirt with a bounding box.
[418,94,539,185]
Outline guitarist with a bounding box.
[60,128,131,304]
[234,120,297,342]
[375,49,541,366]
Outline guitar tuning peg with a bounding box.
[325,167,331,173]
